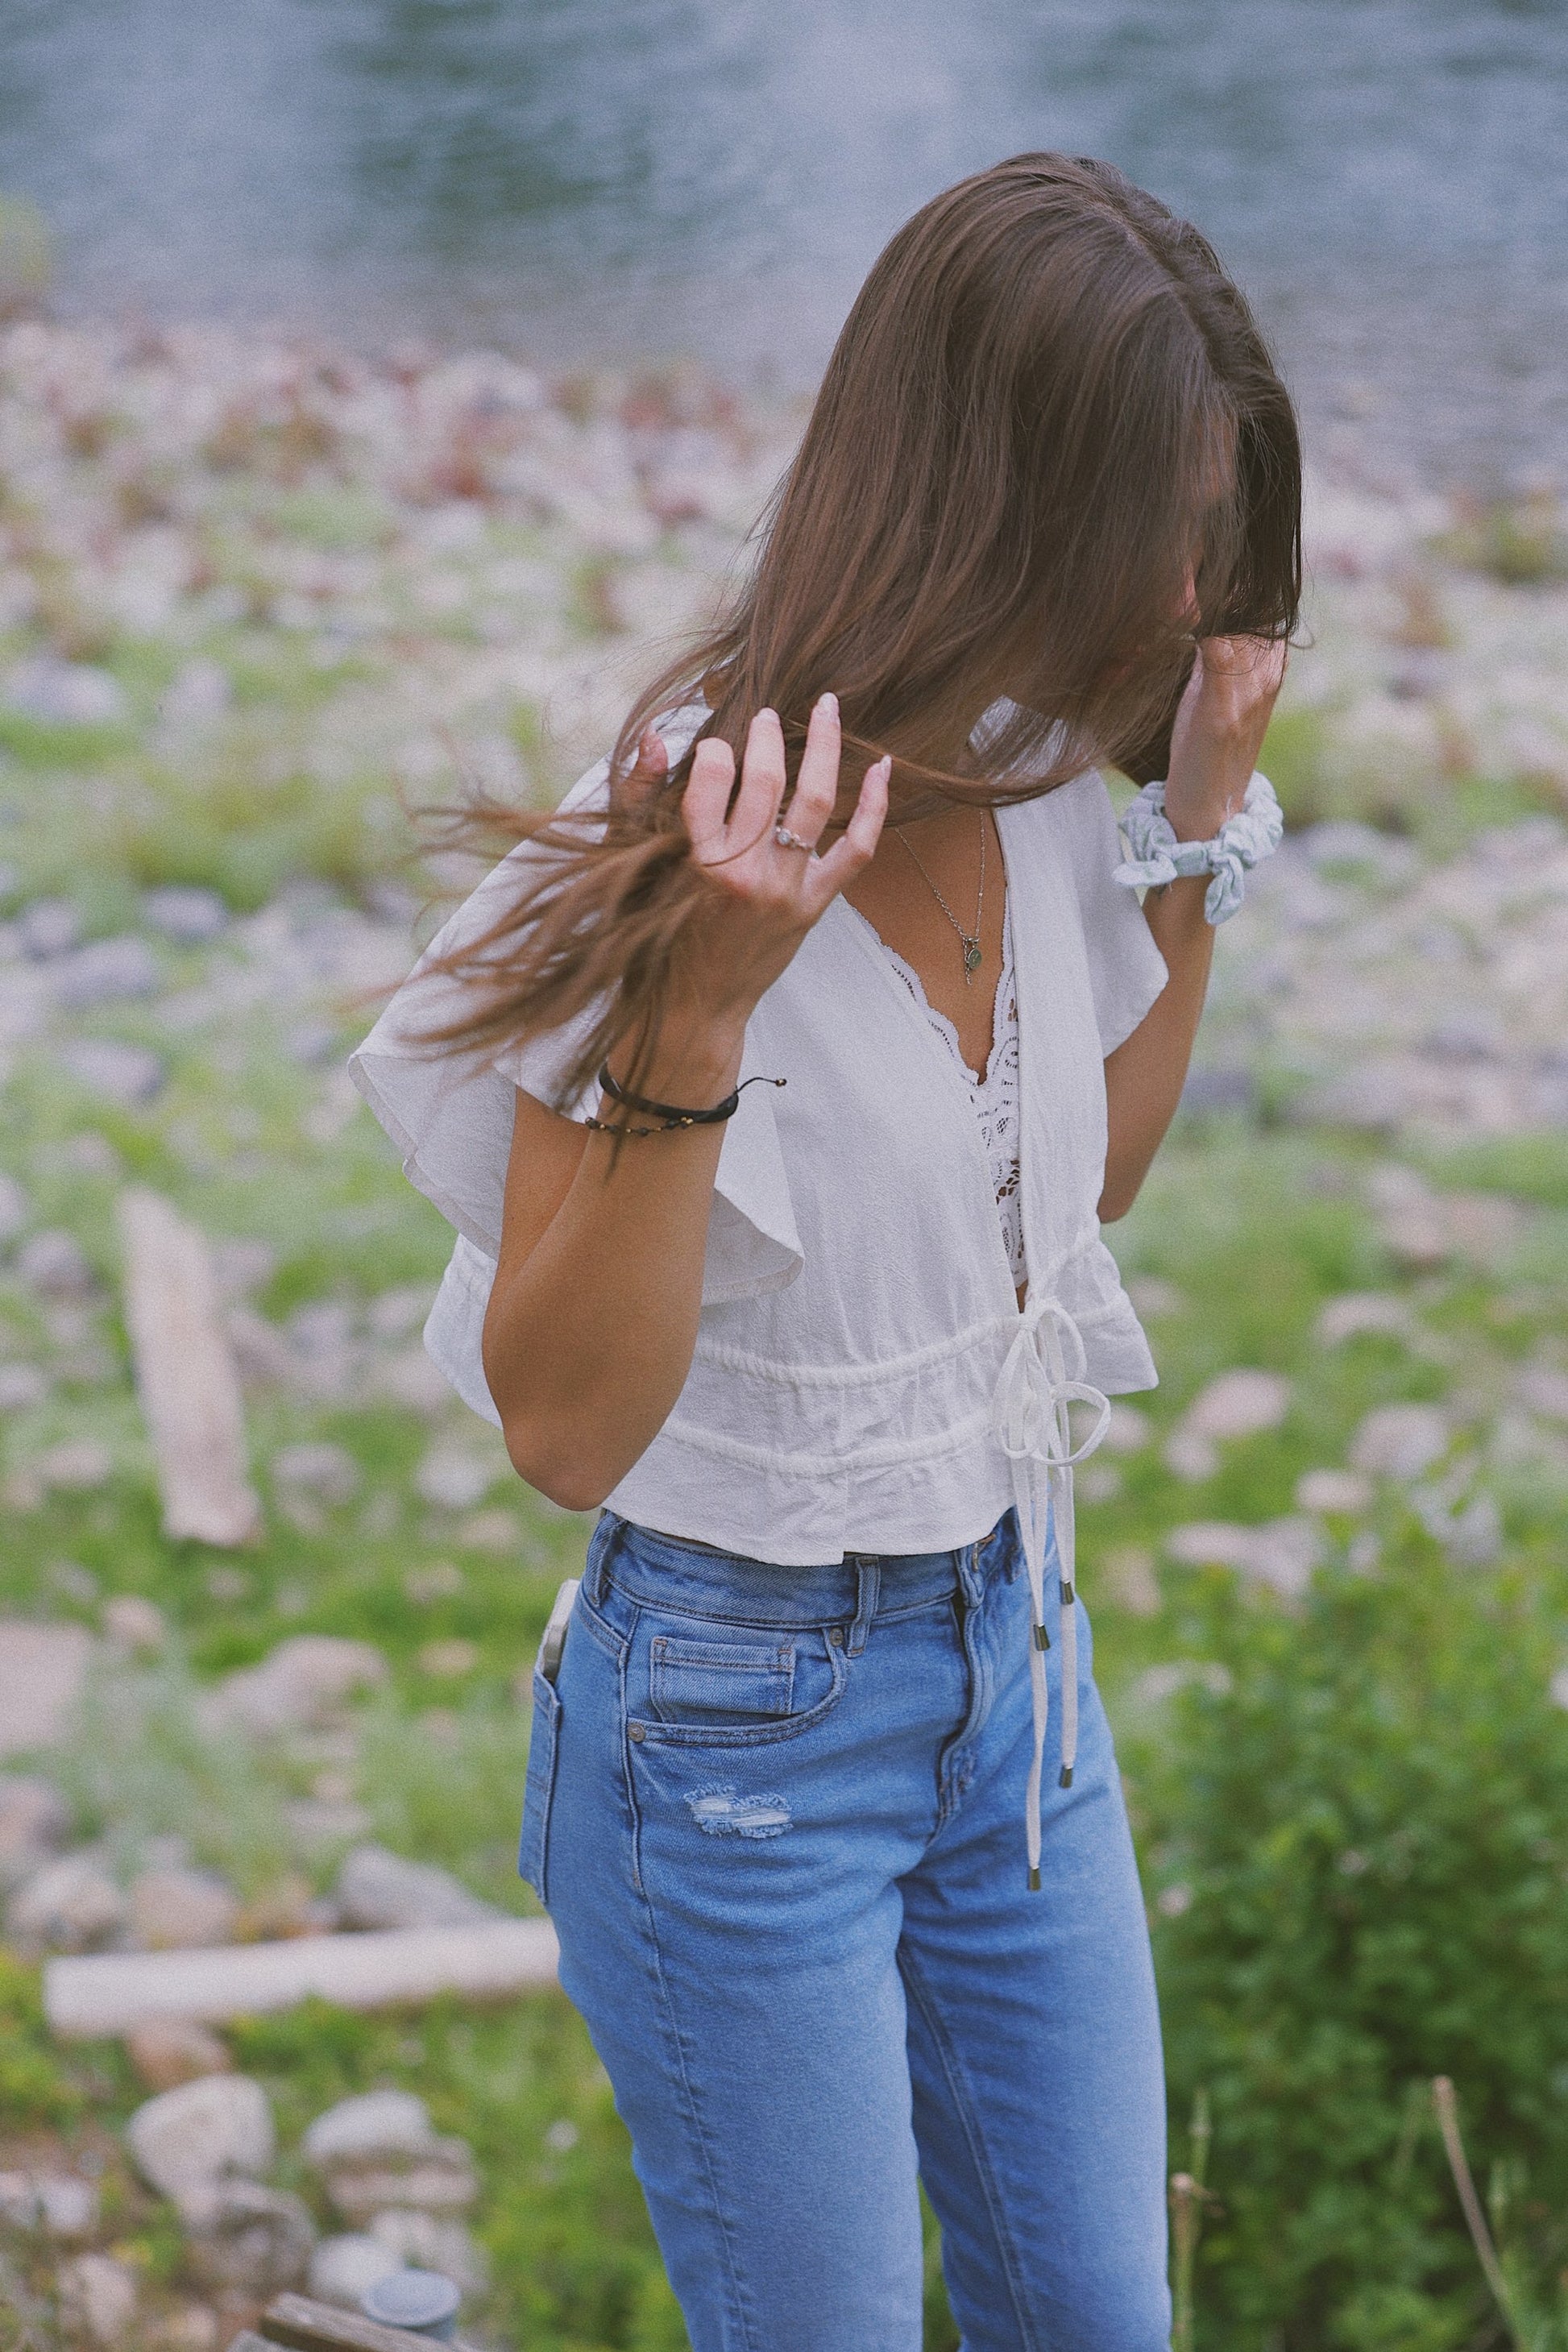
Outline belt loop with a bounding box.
[846,1558,880,1655]
[582,1510,620,1607]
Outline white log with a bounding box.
[44,1921,561,2040]
[118,1187,262,1548]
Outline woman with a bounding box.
[354,153,1299,2352]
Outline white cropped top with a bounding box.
[351,704,1171,1872]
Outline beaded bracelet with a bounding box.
[583,1068,786,1138]
[1113,771,1284,925]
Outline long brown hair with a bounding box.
[428,151,1300,1097]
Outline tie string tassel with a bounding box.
[992,1293,1110,1882]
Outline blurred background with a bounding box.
[1,6,1567,2352]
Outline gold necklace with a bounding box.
[894,811,986,983]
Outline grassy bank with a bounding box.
[1,318,1567,2350]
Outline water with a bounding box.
[4,0,1568,475]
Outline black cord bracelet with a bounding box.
[584,1067,786,1136]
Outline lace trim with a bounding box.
[864,901,1026,1287]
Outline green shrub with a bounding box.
[1139,1535,1568,2350]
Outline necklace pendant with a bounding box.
[962,936,982,980]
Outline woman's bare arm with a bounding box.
[1100,635,1287,1221]
[482,699,888,1510]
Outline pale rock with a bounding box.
[1163,1428,1220,1483]
[127,1866,241,1952]
[1123,1659,1233,1714]
[6,1849,122,1954]
[1101,1403,1151,1455]
[102,1594,168,1653]
[414,1443,496,1512]
[36,1438,114,1492]
[226,1306,301,1389]
[0,1773,70,1886]
[52,935,160,1009]
[1516,1364,1568,1425]
[180,2180,315,2294]
[126,2017,234,2093]
[1296,1468,1375,1516]
[1316,1292,1417,1347]
[369,2208,489,2294]
[146,2302,221,2350]
[1549,1666,1568,1713]
[1126,1276,1184,1320]
[1350,1402,1451,1479]
[1099,1545,1161,1618]
[375,1347,451,1417]
[6,659,127,728]
[0,2170,98,2238]
[1165,1517,1326,1599]
[197,1636,388,1739]
[15,1229,96,1300]
[17,898,82,959]
[303,2089,439,2169]
[334,1844,500,1933]
[304,2090,480,2230]
[417,1639,478,1680]
[1368,1164,1449,1270]
[454,1508,524,1555]
[143,886,229,944]
[126,2074,274,2204]
[1440,1492,1504,1567]
[0,1361,50,1409]
[208,1239,278,1301]
[158,660,231,731]
[308,2231,405,2308]
[56,2250,139,2345]
[271,1443,361,1507]
[322,2143,479,2226]
[1184,1369,1293,1441]
[0,1620,93,1757]
[36,2175,99,2240]
[60,1038,166,1105]
[367,1286,434,1341]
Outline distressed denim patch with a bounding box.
[686,1785,792,1839]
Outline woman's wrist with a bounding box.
[606,1018,746,1112]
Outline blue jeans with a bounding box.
[521,1507,1170,2352]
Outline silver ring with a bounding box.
[773,823,814,853]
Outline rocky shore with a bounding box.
[0,315,1566,2349]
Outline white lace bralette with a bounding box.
[860,898,1025,1288]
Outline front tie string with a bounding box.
[991,1295,1112,1889]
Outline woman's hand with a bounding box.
[620,694,890,1078]
[1164,634,1288,842]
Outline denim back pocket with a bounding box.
[518,1665,562,1905]
[650,1634,794,1724]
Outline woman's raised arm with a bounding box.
[1101,633,1287,1220]
[482,699,887,1510]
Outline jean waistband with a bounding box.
[586,1508,1022,1629]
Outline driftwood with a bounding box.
[118,1187,262,1547]
[226,2298,471,2350]
[45,1920,560,2039]
[255,2292,454,2350]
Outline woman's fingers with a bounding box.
[727,707,790,854]
[812,756,891,901]
[781,692,842,846]
[681,735,736,860]
[614,724,669,811]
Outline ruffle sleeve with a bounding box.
[1049,769,1171,1056]
[348,736,804,1426]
